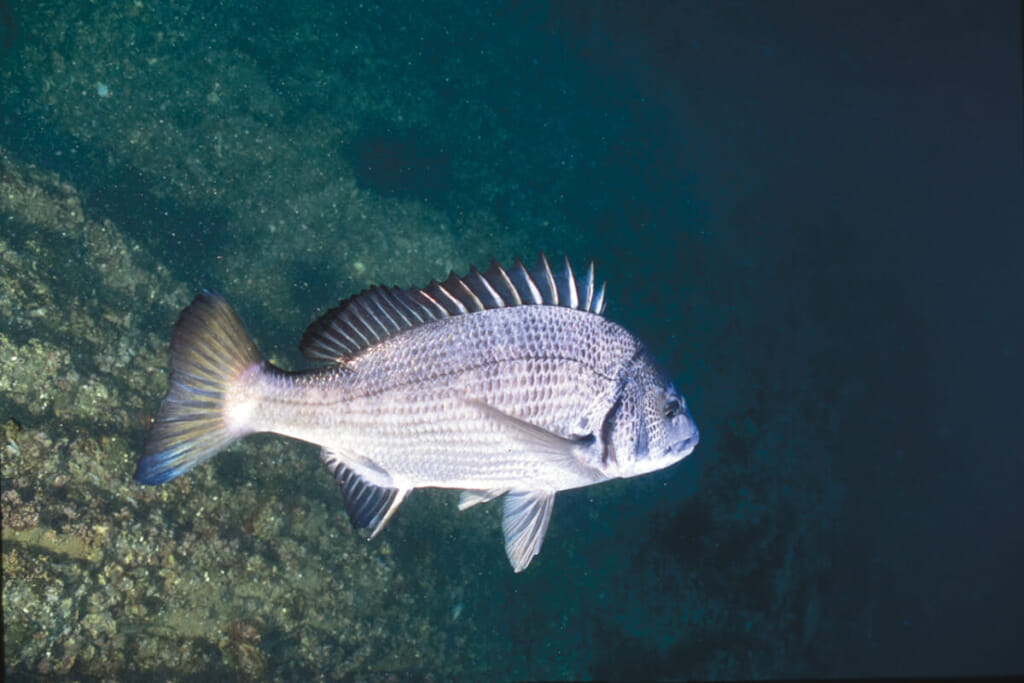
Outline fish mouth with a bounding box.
[669,425,700,458]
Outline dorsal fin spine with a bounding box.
[537,253,558,305]
[511,257,542,304]
[486,259,522,306]
[432,281,469,315]
[445,273,485,311]
[583,262,595,311]
[562,256,579,309]
[415,289,448,317]
[592,281,606,314]
[467,268,504,308]
[392,289,427,323]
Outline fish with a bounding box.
[135,254,699,571]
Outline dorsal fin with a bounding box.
[300,254,607,363]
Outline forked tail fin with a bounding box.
[135,291,263,485]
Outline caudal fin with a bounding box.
[135,291,263,485]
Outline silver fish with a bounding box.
[135,255,699,571]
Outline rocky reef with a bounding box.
[1,146,505,678]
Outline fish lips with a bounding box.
[668,421,700,459]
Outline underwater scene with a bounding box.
[2,1,1022,680]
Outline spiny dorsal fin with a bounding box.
[300,254,607,363]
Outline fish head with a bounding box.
[600,351,699,479]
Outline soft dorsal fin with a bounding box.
[300,254,606,363]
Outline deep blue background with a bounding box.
[552,1,1024,674]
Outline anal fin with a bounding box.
[321,449,408,539]
[503,490,556,572]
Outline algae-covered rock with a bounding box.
[1,146,492,678]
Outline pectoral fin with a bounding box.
[462,399,602,483]
[502,490,555,572]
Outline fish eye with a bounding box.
[665,397,683,418]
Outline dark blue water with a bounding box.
[1,1,1021,679]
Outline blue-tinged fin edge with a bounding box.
[300,254,607,363]
[321,449,409,539]
[135,291,262,486]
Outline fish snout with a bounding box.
[671,421,700,458]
